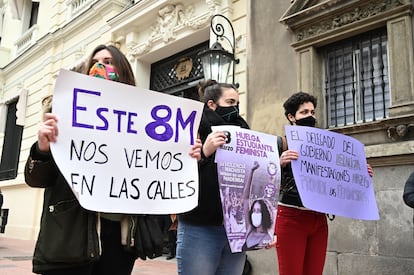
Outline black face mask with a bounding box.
[215,105,240,122]
[295,116,316,127]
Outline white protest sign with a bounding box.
[51,69,204,214]
[285,125,379,220]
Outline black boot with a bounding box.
[166,251,175,260]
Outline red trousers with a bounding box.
[275,205,328,275]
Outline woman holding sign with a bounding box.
[83,44,141,275]
[267,91,374,275]
[85,44,202,275]
[177,80,249,275]
[24,64,99,275]
[25,45,139,275]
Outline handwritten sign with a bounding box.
[50,69,204,214]
[285,125,379,220]
[213,126,280,252]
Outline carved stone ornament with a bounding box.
[387,123,414,141]
[157,4,182,43]
[281,0,408,42]
[126,2,217,60]
[206,0,222,14]
[174,57,193,80]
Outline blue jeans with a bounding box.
[177,220,246,275]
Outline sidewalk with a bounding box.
[0,236,177,275]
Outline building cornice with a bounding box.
[280,0,412,49]
[107,1,224,61]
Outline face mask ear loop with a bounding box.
[106,66,119,81]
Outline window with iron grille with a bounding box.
[0,100,23,180]
[321,28,390,127]
[150,41,208,96]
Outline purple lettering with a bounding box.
[72,88,101,128]
[113,110,127,132]
[96,107,109,130]
[127,112,138,134]
[145,105,173,142]
[175,108,196,144]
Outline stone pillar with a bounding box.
[387,15,414,117]
[297,46,324,126]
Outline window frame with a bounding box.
[0,100,24,181]
[321,28,390,128]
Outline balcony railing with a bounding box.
[67,0,97,18]
[14,25,38,56]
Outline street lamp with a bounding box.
[198,14,239,87]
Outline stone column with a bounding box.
[387,15,414,117]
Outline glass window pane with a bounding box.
[322,28,389,127]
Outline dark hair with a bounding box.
[84,44,136,86]
[283,91,317,122]
[70,62,86,74]
[248,199,272,231]
[198,79,238,103]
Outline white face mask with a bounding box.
[251,212,262,227]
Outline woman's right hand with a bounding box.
[202,131,227,157]
[265,235,277,249]
[280,149,299,167]
[189,138,202,161]
[38,113,59,152]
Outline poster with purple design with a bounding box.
[212,126,281,252]
[50,69,203,214]
[285,125,379,220]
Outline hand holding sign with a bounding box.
[280,149,298,167]
[38,113,59,152]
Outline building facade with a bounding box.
[1,0,414,274]
[0,0,247,239]
[246,0,414,274]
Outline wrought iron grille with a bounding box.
[150,41,209,95]
[321,28,389,127]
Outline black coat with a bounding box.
[180,105,249,226]
[276,136,304,207]
[24,142,100,273]
[403,171,414,208]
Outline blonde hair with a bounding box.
[41,62,86,120]
[41,95,53,120]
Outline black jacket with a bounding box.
[403,171,414,208]
[24,142,100,273]
[279,163,304,207]
[180,105,249,226]
[277,136,304,207]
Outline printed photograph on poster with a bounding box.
[212,126,281,252]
